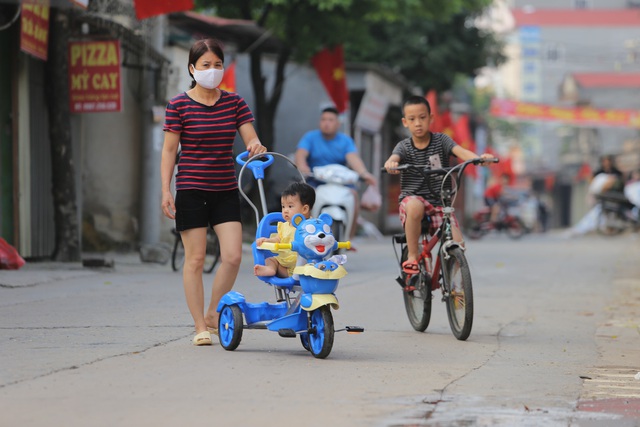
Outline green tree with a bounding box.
[196,0,497,150]
[347,11,505,93]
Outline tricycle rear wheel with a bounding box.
[218,305,243,350]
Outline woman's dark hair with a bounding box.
[188,38,225,89]
[402,95,431,115]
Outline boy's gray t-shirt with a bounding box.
[392,132,458,206]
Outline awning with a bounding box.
[0,0,87,8]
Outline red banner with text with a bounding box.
[68,40,122,113]
[490,98,640,128]
[20,0,50,61]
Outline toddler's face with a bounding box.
[281,195,309,222]
[402,103,432,138]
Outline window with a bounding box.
[545,44,564,62]
[574,0,590,9]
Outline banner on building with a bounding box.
[20,0,50,61]
[490,98,640,128]
[68,40,122,113]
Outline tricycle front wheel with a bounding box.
[218,305,243,351]
[308,306,334,359]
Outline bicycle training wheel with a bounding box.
[400,247,432,332]
[203,230,221,273]
[442,247,473,341]
[171,234,185,272]
[308,306,334,359]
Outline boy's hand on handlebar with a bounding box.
[384,160,400,175]
[478,153,498,165]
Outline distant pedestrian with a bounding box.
[160,38,266,346]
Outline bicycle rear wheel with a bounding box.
[400,246,432,332]
[203,230,221,273]
[505,217,527,239]
[442,247,473,340]
[171,234,185,272]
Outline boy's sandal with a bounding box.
[402,260,420,275]
[192,331,212,346]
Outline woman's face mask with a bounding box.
[191,65,224,89]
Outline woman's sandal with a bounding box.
[192,331,212,346]
[207,327,219,336]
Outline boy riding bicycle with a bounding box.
[384,96,495,275]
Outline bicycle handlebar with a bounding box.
[381,157,499,175]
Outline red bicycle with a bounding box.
[388,158,498,340]
[467,198,527,240]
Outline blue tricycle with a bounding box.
[216,152,363,359]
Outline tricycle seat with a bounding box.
[253,212,299,289]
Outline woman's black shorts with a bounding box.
[175,189,241,232]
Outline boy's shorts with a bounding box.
[399,195,459,236]
[175,189,241,232]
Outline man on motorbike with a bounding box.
[295,107,377,241]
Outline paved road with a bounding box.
[1,231,639,426]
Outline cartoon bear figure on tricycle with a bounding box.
[216,152,363,359]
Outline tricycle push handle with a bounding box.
[235,151,275,181]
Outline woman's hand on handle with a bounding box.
[246,141,267,158]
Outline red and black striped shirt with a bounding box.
[163,90,255,192]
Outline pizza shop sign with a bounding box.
[68,40,122,113]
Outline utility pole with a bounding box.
[139,15,167,262]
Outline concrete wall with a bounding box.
[73,66,143,250]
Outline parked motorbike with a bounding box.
[594,191,640,235]
[310,164,359,250]
[467,199,528,240]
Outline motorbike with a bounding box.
[594,191,640,235]
[467,198,528,240]
[310,164,359,250]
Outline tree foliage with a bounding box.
[346,11,506,93]
[195,0,501,149]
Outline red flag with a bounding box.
[453,114,475,152]
[134,0,194,20]
[219,61,236,93]
[453,114,477,178]
[439,110,454,138]
[312,45,349,113]
[425,90,444,132]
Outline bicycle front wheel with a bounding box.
[442,247,473,341]
[400,247,432,332]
